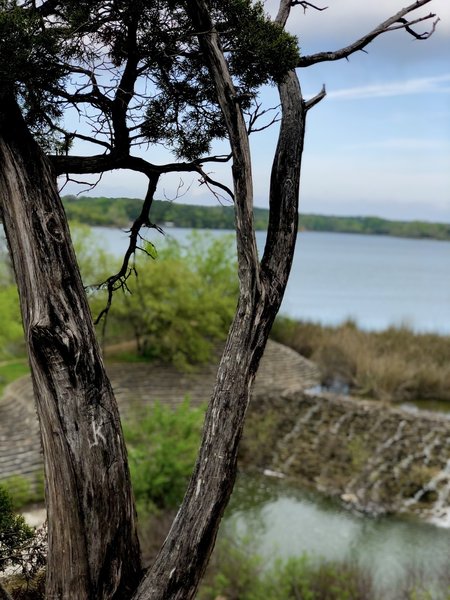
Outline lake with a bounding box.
[94,226,450,335]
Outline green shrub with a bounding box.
[199,536,375,600]
[123,399,205,512]
[103,232,238,369]
[0,286,24,360]
[0,485,34,574]
[0,474,45,511]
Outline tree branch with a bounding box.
[291,1,327,12]
[93,174,160,324]
[298,0,437,67]
[184,0,260,291]
[304,84,326,111]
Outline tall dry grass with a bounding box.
[271,318,450,403]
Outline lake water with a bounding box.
[94,226,450,335]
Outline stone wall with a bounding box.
[244,387,450,524]
[0,340,319,486]
[2,340,449,525]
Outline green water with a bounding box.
[401,400,450,416]
[222,473,450,596]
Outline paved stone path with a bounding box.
[0,341,320,484]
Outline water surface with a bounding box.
[94,227,450,335]
[223,474,450,595]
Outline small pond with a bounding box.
[221,473,450,596]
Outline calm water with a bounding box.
[94,226,450,335]
[225,474,450,596]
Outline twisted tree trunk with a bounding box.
[0,92,142,600]
[133,3,306,598]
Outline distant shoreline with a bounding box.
[62,195,450,242]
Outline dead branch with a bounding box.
[94,174,161,324]
[291,1,327,13]
[298,0,438,67]
[245,102,281,135]
[304,85,326,111]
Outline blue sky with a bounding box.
[62,1,450,223]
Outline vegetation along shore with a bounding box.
[62,195,450,241]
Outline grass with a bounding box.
[271,318,450,404]
[0,360,29,397]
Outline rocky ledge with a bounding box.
[243,387,450,525]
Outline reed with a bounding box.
[271,318,450,403]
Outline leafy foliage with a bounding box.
[140,0,299,159]
[0,485,34,574]
[1,0,300,160]
[101,233,238,369]
[215,0,299,88]
[200,538,375,600]
[0,286,23,360]
[123,399,205,511]
[0,0,65,147]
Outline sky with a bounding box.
[62,1,450,223]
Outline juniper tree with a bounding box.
[0,1,438,598]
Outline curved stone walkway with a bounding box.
[0,340,320,483]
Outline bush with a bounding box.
[199,536,375,600]
[0,474,45,511]
[0,286,24,360]
[104,232,238,369]
[0,486,34,574]
[123,399,205,512]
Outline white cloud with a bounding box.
[343,137,450,151]
[327,73,450,100]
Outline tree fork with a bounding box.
[0,92,142,600]
[132,3,307,598]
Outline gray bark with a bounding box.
[0,92,142,599]
[132,3,306,598]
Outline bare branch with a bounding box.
[196,167,235,202]
[304,84,326,111]
[93,174,161,324]
[163,178,192,202]
[245,102,281,135]
[298,1,438,67]
[291,1,327,13]
[58,172,104,195]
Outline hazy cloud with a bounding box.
[342,137,450,151]
[327,74,450,100]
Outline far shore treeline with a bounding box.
[62,195,450,241]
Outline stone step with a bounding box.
[0,340,320,483]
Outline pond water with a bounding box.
[223,474,450,596]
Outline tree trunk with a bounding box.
[0,92,142,599]
[132,3,306,598]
